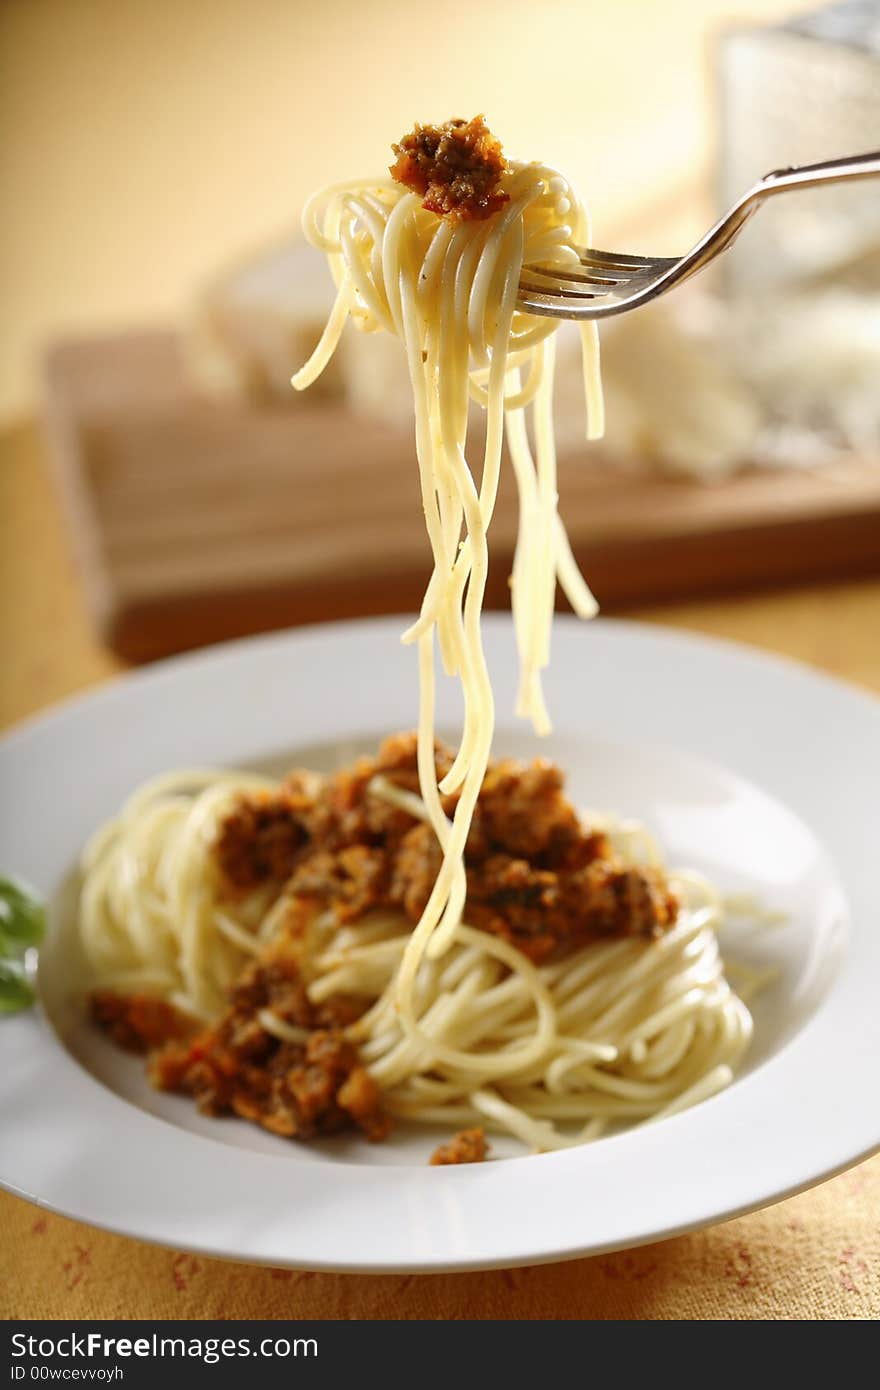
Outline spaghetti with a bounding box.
[78,751,754,1153]
[292,120,604,1045]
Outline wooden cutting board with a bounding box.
[44,330,880,663]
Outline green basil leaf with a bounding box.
[0,957,36,1014]
[0,875,46,955]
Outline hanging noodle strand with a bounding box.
[292,158,603,1032]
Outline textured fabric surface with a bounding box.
[2,1156,879,1319]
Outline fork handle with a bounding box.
[652,149,880,298]
[757,149,880,197]
[709,149,880,259]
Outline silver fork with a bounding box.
[519,150,880,319]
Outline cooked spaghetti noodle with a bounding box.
[292,123,604,1046]
[78,757,754,1152]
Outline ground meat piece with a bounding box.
[430,1128,489,1165]
[467,855,678,962]
[212,734,678,961]
[215,783,313,891]
[148,1042,194,1094]
[466,758,609,867]
[389,822,442,921]
[374,730,452,782]
[305,733,454,850]
[149,934,388,1144]
[286,844,390,922]
[286,1031,353,1126]
[391,117,508,221]
[337,1066,388,1141]
[90,991,191,1053]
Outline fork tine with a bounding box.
[518,282,611,306]
[576,247,655,270]
[519,248,681,318]
[526,264,628,286]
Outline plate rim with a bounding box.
[5,610,880,750]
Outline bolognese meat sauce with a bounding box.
[213,733,678,962]
[149,933,388,1143]
[430,1127,489,1165]
[90,991,191,1053]
[92,734,679,1156]
[390,116,509,221]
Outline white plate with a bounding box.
[1,615,878,1272]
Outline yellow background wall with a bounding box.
[1,0,799,421]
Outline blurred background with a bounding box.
[2,0,879,683]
